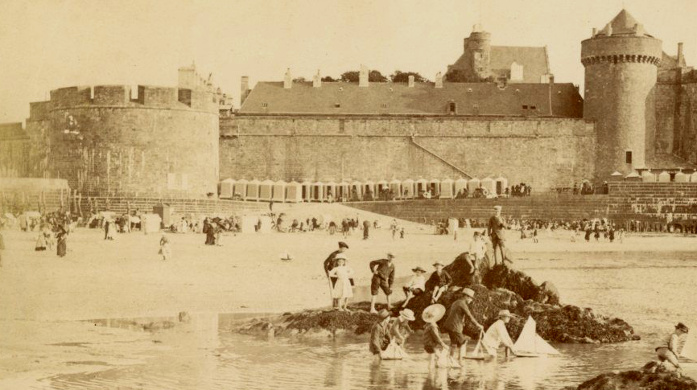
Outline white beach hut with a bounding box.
[481,177,496,195]
[219,178,235,199]
[454,178,468,197]
[467,177,481,193]
[233,179,248,200]
[363,180,376,201]
[389,179,402,199]
[415,178,428,197]
[402,179,415,199]
[495,176,508,196]
[429,179,441,197]
[285,181,302,203]
[691,172,697,183]
[641,170,656,182]
[324,181,337,202]
[272,180,286,202]
[246,179,260,201]
[259,179,274,201]
[301,180,313,202]
[440,178,454,199]
[350,180,363,201]
[312,181,325,202]
[657,171,671,183]
[675,171,688,183]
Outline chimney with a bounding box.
[359,64,369,87]
[313,70,321,88]
[240,76,250,105]
[592,28,597,37]
[678,42,685,67]
[284,68,292,89]
[435,72,443,89]
[408,75,415,87]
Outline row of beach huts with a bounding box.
[218,177,509,202]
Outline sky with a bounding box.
[1,0,697,123]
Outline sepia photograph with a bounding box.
[1,0,697,388]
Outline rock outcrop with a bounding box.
[233,254,638,344]
[564,362,697,390]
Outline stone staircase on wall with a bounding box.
[346,195,610,223]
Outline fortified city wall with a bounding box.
[24,85,220,198]
[220,115,596,191]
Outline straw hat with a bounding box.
[494,205,502,211]
[462,288,475,299]
[498,309,512,318]
[411,267,427,273]
[334,253,347,261]
[422,304,446,323]
[399,309,416,322]
[676,322,690,333]
[377,309,391,319]
[432,261,445,267]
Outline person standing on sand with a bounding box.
[656,322,689,372]
[488,206,511,265]
[369,309,392,359]
[369,253,395,313]
[324,241,349,309]
[159,234,172,261]
[363,219,370,240]
[442,288,484,365]
[327,255,354,311]
[56,225,68,258]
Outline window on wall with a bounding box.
[626,151,632,164]
[449,102,457,114]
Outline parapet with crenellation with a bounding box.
[29,84,219,120]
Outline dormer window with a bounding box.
[261,103,268,108]
[522,105,528,109]
[530,105,536,110]
[334,103,341,108]
[381,103,387,108]
[448,102,457,114]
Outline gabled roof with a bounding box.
[239,81,582,118]
[490,46,549,83]
[597,9,652,37]
[0,123,28,140]
[449,46,550,83]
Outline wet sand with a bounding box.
[1,203,696,386]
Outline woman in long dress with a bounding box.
[35,230,47,251]
[56,225,68,257]
[328,256,353,311]
[159,234,172,261]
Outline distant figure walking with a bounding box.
[363,220,370,240]
[0,230,5,267]
[159,234,172,261]
[656,322,689,372]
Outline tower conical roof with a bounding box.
[598,9,652,37]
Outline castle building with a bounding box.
[1,9,695,199]
[446,24,553,84]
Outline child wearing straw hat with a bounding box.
[481,309,517,357]
[426,261,452,304]
[401,267,427,308]
[422,304,448,367]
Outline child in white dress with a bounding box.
[328,256,354,311]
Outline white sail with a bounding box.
[680,334,697,361]
[513,316,560,356]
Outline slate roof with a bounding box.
[0,123,28,140]
[239,81,583,118]
[449,46,550,83]
[597,9,653,37]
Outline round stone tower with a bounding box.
[463,24,491,81]
[581,9,662,178]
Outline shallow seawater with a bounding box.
[46,251,697,390]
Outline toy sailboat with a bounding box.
[513,316,560,357]
[382,340,408,360]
